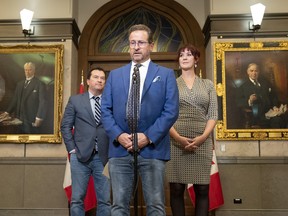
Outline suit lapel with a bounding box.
[122,63,132,99]
[82,92,97,126]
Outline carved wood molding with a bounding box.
[0,18,81,47]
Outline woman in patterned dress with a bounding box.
[166,44,218,216]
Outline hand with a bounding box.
[185,135,207,152]
[249,94,257,104]
[118,133,150,152]
[175,135,193,149]
[32,118,43,127]
[0,112,9,118]
[118,133,133,151]
[0,112,10,122]
[137,133,150,150]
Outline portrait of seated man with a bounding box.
[236,63,287,129]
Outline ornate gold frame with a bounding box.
[214,41,288,140]
[0,44,64,143]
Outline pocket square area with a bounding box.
[153,76,161,82]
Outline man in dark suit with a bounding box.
[101,24,179,215]
[61,67,111,216]
[0,62,47,133]
[236,63,281,128]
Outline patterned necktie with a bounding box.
[93,96,101,125]
[127,64,141,132]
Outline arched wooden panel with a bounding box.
[78,0,205,89]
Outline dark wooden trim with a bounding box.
[0,18,81,47]
[203,13,288,46]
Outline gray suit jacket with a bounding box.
[61,92,109,164]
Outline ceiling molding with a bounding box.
[203,13,288,46]
[0,18,81,47]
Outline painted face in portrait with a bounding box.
[247,64,260,81]
[24,64,35,79]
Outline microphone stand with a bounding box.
[132,68,139,216]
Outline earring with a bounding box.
[195,63,197,68]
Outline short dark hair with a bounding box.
[177,44,200,62]
[128,24,153,44]
[87,66,105,80]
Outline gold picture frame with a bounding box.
[0,44,64,143]
[214,41,288,140]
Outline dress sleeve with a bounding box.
[206,79,218,121]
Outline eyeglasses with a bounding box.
[129,40,149,48]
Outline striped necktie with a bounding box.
[93,96,101,125]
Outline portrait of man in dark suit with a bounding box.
[0,62,47,134]
[236,63,285,128]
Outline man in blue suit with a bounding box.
[61,67,111,216]
[101,24,179,216]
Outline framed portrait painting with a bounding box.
[214,41,288,140]
[0,44,64,143]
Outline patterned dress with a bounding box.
[166,76,218,184]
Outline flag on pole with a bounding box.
[188,149,224,211]
[62,70,97,212]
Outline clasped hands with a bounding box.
[176,135,206,152]
[117,132,150,152]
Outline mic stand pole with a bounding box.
[132,71,139,216]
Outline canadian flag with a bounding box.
[188,149,224,211]
[62,73,97,212]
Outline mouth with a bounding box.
[133,52,142,55]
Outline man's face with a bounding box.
[87,69,106,93]
[247,64,259,81]
[24,65,35,79]
[129,30,153,63]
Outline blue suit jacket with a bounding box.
[61,92,109,164]
[101,61,179,161]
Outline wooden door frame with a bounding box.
[78,0,205,89]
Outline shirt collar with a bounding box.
[26,76,34,81]
[132,59,151,69]
[89,91,101,99]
